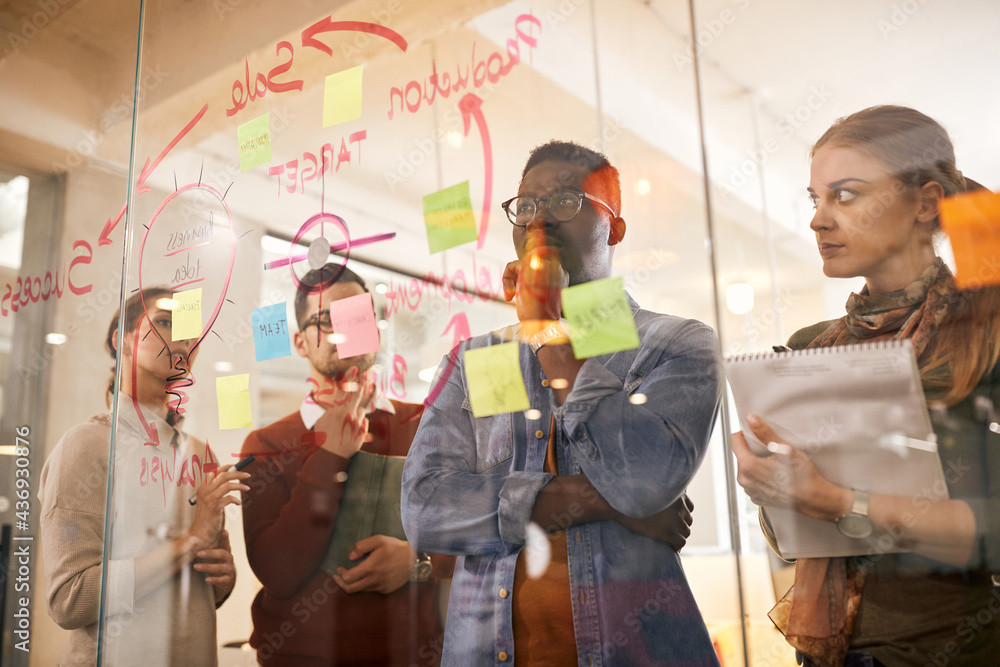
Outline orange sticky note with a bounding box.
[940,190,1000,289]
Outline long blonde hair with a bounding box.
[813,105,1000,405]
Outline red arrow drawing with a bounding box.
[424,313,472,409]
[443,312,471,347]
[136,103,209,194]
[459,93,492,250]
[301,18,408,55]
[97,104,208,246]
[98,202,127,246]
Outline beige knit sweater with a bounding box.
[38,400,218,666]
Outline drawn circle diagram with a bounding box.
[138,181,238,356]
[290,212,352,295]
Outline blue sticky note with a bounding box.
[252,302,292,362]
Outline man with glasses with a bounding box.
[240,264,450,665]
[402,141,722,665]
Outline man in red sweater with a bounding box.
[240,264,449,666]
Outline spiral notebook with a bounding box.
[725,340,948,558]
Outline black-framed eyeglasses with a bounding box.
[300,311,333,333]
[501,190,617,227]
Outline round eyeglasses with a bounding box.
[501,190,617,227]
[300,311,333,333]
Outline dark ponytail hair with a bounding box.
[105,286,174,407]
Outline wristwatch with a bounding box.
[836,489,873,539]
[528,319,570,353]
[411,552,432,582]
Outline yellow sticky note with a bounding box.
[323,66,363,128]
[464,343,530,418]
[561,277,640,358]
[940,189,1000,289]
[217,374,253,430]
[237,113,271,172]
[172,288,202,341]
[423,181,479,254]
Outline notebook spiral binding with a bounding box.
[725,338,911,364]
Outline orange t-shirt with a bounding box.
[511,417,578,665]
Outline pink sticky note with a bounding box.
[330,292,380,358]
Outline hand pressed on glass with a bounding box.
[313,367,376,459]
[503,242,569,338]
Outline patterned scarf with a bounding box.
[769,258,958,666]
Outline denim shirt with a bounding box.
[402,295,723,666]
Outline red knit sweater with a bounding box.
[240,400,450,666]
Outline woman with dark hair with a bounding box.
[39,286,250,666]
[733,106,1000,666]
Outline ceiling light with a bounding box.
[725,282,754,315]
[418,366,437,383]
[446,131,463,148]
[45,333,68,345]
[635,179,651,196]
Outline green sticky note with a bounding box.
[323,66,363,128]
[237,113,271,172]
[464,343,530,417]
[172,288,203,341]
[423,181,478,254]
[561,277,639,358]
[217,374,253,430]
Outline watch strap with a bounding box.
[528,319,570,353]
[411,552,432,582]
[850,489,870,518]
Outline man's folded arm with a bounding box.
[561,321,723,518]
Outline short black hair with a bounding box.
[294,263,368,329]
[521,140,622,217]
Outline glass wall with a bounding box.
[0,0,997,665]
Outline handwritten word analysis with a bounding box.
[138,446,218,506]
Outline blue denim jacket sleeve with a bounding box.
[401,338,555,556]
[559,316,722,518]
